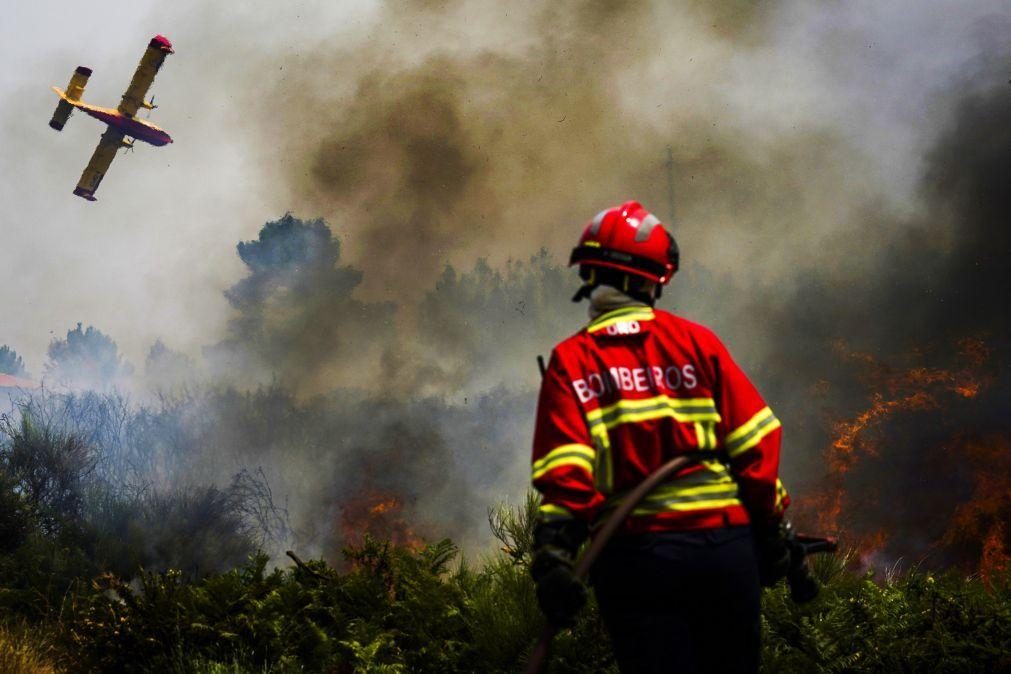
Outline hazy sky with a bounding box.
[0,1,377,373]
[1,0,1007,377]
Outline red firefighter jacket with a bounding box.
[532,306,789,535]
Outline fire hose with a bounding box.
[523,454,838,673]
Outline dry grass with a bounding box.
[0,622,58,674]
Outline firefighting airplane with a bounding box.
[48,35,174,201]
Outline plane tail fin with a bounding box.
[49,66,92,131]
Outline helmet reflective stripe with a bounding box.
[589,209,608,236]
[635,213,661,242]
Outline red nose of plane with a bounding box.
[150,34,174,54]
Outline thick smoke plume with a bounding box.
[264,0,871,305]
[241,0,1010,568]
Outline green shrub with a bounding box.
[0,621,57,674]
[44,500,1011,672]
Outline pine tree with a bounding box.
[0,345,26,377]
[44,323,132,387]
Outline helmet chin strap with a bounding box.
[571,283,595,303]
[571,266,599,302]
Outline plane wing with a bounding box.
[117,35,174,118]
[73,128,124,201]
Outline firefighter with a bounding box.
[530,201,791,673]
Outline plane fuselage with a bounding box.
[77,101,172,146]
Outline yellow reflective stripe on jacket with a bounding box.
[531,444,596,481]
[583,396,720,493]
[600,461,741,518]
[725,406,781,458]
[694,421,718,450]
[591,434,613,494]
[537,502,575,522]
[586,395,722,433]
[774,478,789,514]
[631,494,742,516]
[586,306,655,333]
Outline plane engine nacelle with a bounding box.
[49,66,92,131]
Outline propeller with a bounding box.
[144,95,157,119]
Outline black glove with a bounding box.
[533,559,587,627]
[754,522,791,587]
[531,520,589,627]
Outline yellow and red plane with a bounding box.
[49,35,174,201]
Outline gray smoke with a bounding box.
[240,0,1011,565]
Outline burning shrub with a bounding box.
[941,435,1011,586]
[794,336,1010,575]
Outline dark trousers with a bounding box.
[590,526,761,674]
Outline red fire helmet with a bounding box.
[569,201,679,284]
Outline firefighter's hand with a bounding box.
[530,519,589,626]
[754,524,791,587]
[533,556,587,627]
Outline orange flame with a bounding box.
[815,388,938,535]
[340,489,424,552]
[369,498,399,516]
[806,335,1003,578]
[980,523,1009,585]
[941,436,1011,584]
[856,529,890,570]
